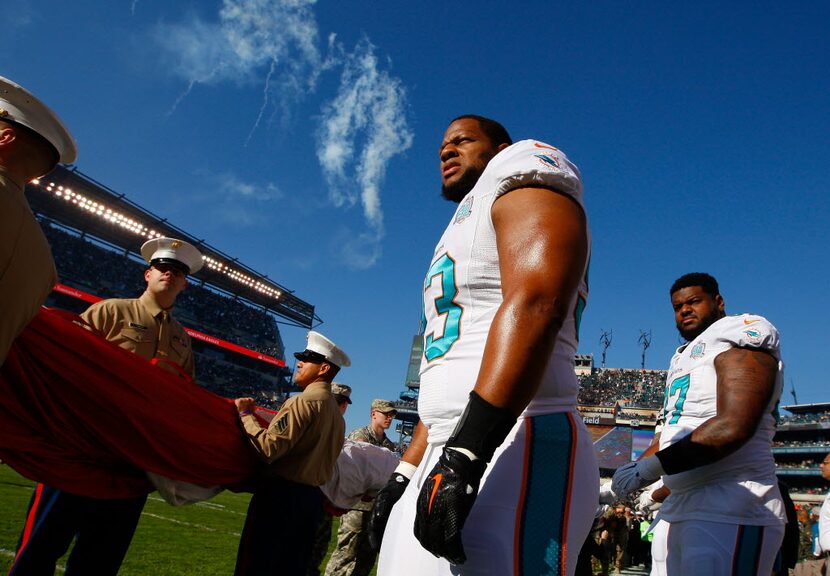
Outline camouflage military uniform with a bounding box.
[324,426,396,576]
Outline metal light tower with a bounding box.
[599,329,612,369]
[638,330,652,370]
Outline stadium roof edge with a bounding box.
[781,402,830,413]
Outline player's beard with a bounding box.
[441,167,482,203]
[677,310,724,341]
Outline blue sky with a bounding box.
[5,1,828,433]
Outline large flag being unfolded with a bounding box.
[0,308,263,499]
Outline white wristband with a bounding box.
[394,461,418,479]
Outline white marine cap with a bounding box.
[140,237,204,275]
[294,330,351,368]
[0,76,77,164]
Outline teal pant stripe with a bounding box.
[518,413,574,576]
[733,525,763,576]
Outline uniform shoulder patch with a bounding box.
[454,196,473,224]
[742,328,764,345]
[274,413,289,434]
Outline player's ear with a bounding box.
[497,142,509,153]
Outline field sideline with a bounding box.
[0,465,374,575]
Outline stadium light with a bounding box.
[31,179,285,302]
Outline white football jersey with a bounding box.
[418,139,590,444]
[659,314,785,525]
[820,492,830,552]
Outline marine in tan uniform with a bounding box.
[0,75,76,367]
[10,237,203,576]
[80,235,204,377]
[326,400,397,576]
[234,331,349,576]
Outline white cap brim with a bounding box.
[0,76,77,164]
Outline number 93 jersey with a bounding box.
[418,139,589,445]
[659,313,785,525]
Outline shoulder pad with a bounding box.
[490,139,583,203]
[711,314,780,355]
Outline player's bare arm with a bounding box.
[640,430,662,459]
[400,420,428,467]
[680,346,778,459]
[475,185,588,413]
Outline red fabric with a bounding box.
[322,499,349,517]
[0,308,264,499]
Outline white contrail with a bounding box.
[153,2,413,266]
[316,38,413,267]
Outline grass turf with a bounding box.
[0,465,374,575]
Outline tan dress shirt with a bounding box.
[240,380,345,486]
[80,291,195,376]
[0,168,58,366]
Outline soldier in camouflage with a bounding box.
[307,384,353,576]
[324,400,398,576]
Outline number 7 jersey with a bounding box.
[418,139,590,445]
[659,313,785,525]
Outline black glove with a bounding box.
[413,448,486,564]
[367,471,410,551]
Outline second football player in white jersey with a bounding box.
[613,272,785,575]
[368,115,597,576]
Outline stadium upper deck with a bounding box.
[774,402,830,501]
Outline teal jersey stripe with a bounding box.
[732,525,764,576]
[517,413,575,575]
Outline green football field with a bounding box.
[0,465,375,575]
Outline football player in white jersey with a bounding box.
[612,272,785,575]
[369,115,598,575]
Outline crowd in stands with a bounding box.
[43,223,142,298]
[617,410,658,422]
[773,439,830,448]
[176,289,281,357]
[790,485,829,496]
[195,353,285,410]
[776,458,824,470]
[778,411,830,425]
[580,406,616,415]
[577,368,667,408]
[41,222,283,358]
